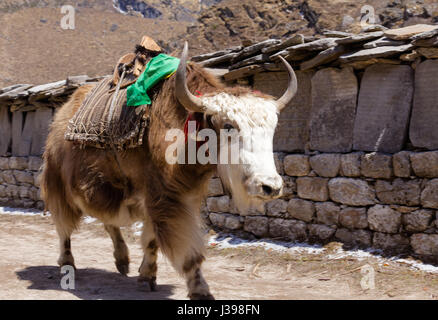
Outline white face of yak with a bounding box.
[201,92,283,214]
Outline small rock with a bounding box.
[392,151,412,178]
[244,216,268,237]
[335,228,372,247]
[339,207,368,229]
[296,177,329,202]
[340,153,362,177]
[268,218,307,241]
[308,224,336,241]
[9,157,28,170]
[266,199,288,217]
[207,178,224,197]
[420,179,438,209]
[287,198,315,222]
[206,196,230,213]
[309,154,341,178]
[328,178,375,206]
[375,179,420,206]
[367,205,401,234]
[315,202,340,226]
[410,152,438,177]
[384,24,438,40]
[402,209,434,232]
[284,155,310,177]
[361,153,392,179]
[373,232,410,253]
[410,234,438,255]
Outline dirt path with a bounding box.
[1,212,438,300]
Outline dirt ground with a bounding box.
[1,212,438,300]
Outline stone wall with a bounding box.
[205,151,438,259]
[2,25,438,259]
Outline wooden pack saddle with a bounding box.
[64,36,162,150]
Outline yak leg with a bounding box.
[54,214,80,269]
[138,216,158,291]
[104,224,130,275]
[154,207,214,300]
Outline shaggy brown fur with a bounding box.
[41,62,257,299]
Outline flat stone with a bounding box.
[9,157,28,170]
[2,171,16,184]
[287,198,315,222]
[309,154,341,178]
[335,228,372,247]
[353,64,413,153]
[308,224,336,241]
[323,30,353,38]
[244,216,268,237]
[384,24,438,40]
[232,39,280,63]
[342,58,401,70]
[410,152,438,177]
[191,49,235,62]
[410,27,438,41]
[287,38,338,52]
[375,179,420,206]
[315,202,340,226]
[402,209,434,232]
[206,196,230,213]
[393,151,412,178]
[0,107,11,156]
[336,31,384,44]
[13,170,34,184]
[230,54,269,70]
[199,52,239,68]
[309,67,358,153]
[0,157,9,169]
[266,199,288,217]
[281,176,296,199]
[361,153,392,179]
[338,44,413,63]
[254,71,313,152]
[340,153,362,177]
[339,207,368,229]
[269,218,307,241]
[300,45,347,71]
[368,205,401,234]
[417,47,438,59]
[223,65,263,81]
[421,179,438,209]
[28,157,43,171]
[262,35,304,54]
[207,178,224,197]
[410,234,438,255]
[0,84,32,100]
[283,155,310,177]
[410,61,438,150]
[297,177,329,202]
[224,214,243,230]
[328,178,376,206]
[412,35,438,47]
[373,232,409,253]
[361,25,388,33]
[66,75,89,86]
[28,80,66,96]
[363,37,406,49]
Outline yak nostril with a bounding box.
[262,185,273,195]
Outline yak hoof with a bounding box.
[189,293,215,300]
[116,261,130,276]
[138,276,157,292]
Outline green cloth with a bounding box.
[127,53,180,106]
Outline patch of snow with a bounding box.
[209,233,438,274]
[0,206,48,217]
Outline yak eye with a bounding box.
[224,123,234,131]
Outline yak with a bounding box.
[40,42,297,299]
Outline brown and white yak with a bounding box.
[40,42,297,299]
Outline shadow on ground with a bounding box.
[16,266,175,300]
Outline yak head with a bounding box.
[174,42,298,214]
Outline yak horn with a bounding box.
[276,56,298,111]
[175,42,205,113]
